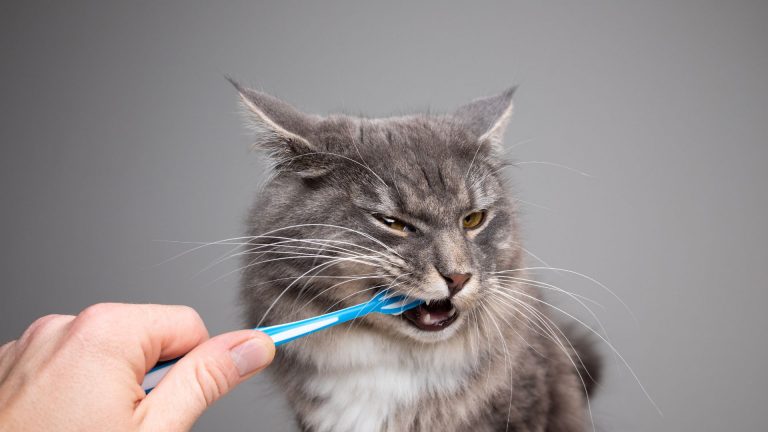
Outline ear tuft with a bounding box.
[453,86,518,150]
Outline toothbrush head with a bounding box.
[372,290,424,315]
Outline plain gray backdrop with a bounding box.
[2,1,767,431]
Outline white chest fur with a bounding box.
[295,330,475,432]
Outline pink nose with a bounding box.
[441,273,472,296]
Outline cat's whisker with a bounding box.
[512,160,594,178]
[488,286,599,379]
[493,286,661,415]
[472,164,509,188]
[513,198,552,212]
[234,237,401,318]
[491,277,611,345]
[491,278,613,376]
[265,223,403,259]
[473,302,520,432]
[293,275,395,316]
[486,290,597,430]
[292,241,406,300]
[504,137,535,154]
[464,138,487,180]
[280,151,390,189]
[256,256,394,327]
[353,121,390,192]
[484,295,550,363]
[470,309,485,364]
[320,280,409,318]
[152,235,264,266]
[247,237,387,257]
[301,242,351,301]
[497,276,608,376]
[224,254,383,300]
[482,293,555,353]
[241,235,398,261]
[492,275,603,308]
[485,288,598,431]
[477,302,515,432]
[490,266,636,322]
[248,273,382,288]
[467,308,480,361]
[516,244,551,268]
[155,221,401,268]
[475,306,497,390]
[222,246,356,272]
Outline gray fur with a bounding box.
[235,83,599,432]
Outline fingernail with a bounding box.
[229,334,274,376]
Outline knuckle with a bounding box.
[31,314,68,331]
[173,305,208,338]
[78,303,121,323]
[18,314,72,346]
[177,305,203,324]
[0,340,17,358]
[193,359,233,406]
[71,303,123,341]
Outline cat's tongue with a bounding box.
[402,299,458,331]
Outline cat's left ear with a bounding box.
[453,86,517,151]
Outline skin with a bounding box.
[0,303,275,432]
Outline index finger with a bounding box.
[66,303,210,380]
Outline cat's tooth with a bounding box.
[422,313,432,324]
[448,307,457,317]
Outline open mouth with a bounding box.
[402,298,458,331]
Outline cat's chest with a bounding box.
[296,331,473,432]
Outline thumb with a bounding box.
[137,329,275,431]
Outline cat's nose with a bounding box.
[441,273,472,296]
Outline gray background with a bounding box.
[1,1,766,430]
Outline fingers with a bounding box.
[67,303,210,379]
[137,330,274,432]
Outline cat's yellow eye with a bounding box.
[373,214,415,233]
[462,211,486,230]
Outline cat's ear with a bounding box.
[453,87,517,150]
[228,78,326,176]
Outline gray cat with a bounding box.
[233,80,600,432]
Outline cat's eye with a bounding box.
[372,214,416,233]
[462,211,486,230]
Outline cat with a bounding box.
[233,80,600,432]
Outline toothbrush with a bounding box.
[141,291,422,393]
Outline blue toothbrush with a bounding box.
[141,291,423,393]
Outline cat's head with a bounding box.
[236,81,522,343]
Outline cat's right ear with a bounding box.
[228,78,325,177]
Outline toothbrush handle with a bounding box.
[141,302,372,393]
[259,302,372,345]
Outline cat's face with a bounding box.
[237,83,522,343]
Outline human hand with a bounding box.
[0,303,275,431]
